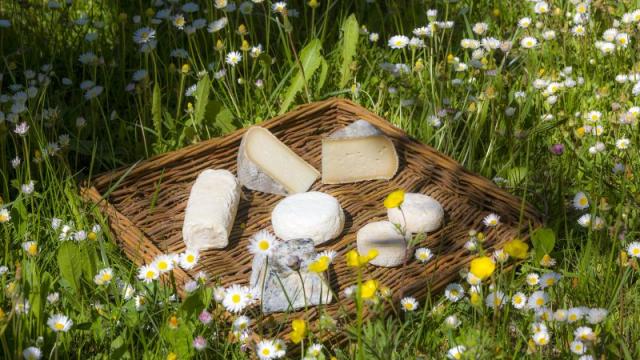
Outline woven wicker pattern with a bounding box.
[81,98,541,341]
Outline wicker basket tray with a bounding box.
[81,98,542,344]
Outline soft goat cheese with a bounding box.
[357,221,407,267]
[387,193,444,233]
[271,191,345,245]
[182,169,240,250]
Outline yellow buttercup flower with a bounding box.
[360,279,378,299]
[470,292,481,306]
[181,64,190,74]
[503,239,529,259]
[167,352,177,360]
[290,319,307,344]
[308,257,329,273]
[384,190,405,209]
[346,249,378,267]
[308,0,320,9]
[469,256,495,280]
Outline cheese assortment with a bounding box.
[182,169,240,250]
[237,126,319,196]
[271,191,344,245]
[180,118,445,312]
[322,120,398,184]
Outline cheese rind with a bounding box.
[182,169,240,250]
[357,221,407,267]
[387,193,444,233]
[237,126,319,195]
[271,192,345,245]
[322,120,398,184]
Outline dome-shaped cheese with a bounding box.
[387,193,444,233]
[271,192,344,245]
[357,221,407,267]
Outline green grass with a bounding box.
[1,0,640,359]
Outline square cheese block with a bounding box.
[237,126,320,195]
[322,120,398,184]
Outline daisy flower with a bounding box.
[570,340,586,355]
[482,213,500,227]
[213,286,226,302]
[587,308,607,324]
[511,292,527,309]
[133,27,156,44]
[93,267,114,285]
[400,296,418,312]
[226,51,242,66]
[256,339,277,360]
[567,307,584,323]
[444,314,461,328]
[540,272,561,288]
[414,247,433,263]
[577,214,591,228]
[193,336,207,351]
[616,138,630,150]
[223,284,249,313]
[485,291,506,309]
[527,291,548,310]
[553,309,568,322]
[388,35,410,49]
[444,283,464,302]
[152,254,174,273]
[626,242,640,258]
[574,326,595,342]
[22,241,38,257]
[446,345,466,359]
[532,331,550,346]
[315,250,337,264]
[248,230,278,256]
[520,36,538,49]
[572,192,589,209]
[47,314,73,332]
[23,347,42,360]
[179,249,199,270]
[233,315,251,331]
[137,264,159,283]
[307,343,322,357]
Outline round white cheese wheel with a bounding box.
[357,221,407,267]
[387,193,444,233]
[271,191,344,245]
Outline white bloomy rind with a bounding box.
[182,169,240,250]
[271,191,345,245]
[387,193,444,233]
[237,126,320,195]
[357,221,407,267]
[322,119,398,184]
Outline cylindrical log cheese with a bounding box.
[182,169,240,250]
[357,221,407,267]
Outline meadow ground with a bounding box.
[1,0,640,359]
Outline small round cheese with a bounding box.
[357,221,407,267]
[271,192,345,245]
[387,193,444,233]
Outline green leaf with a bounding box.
[215,107,236,134]
[279,39,323,114]
[507,166,528,187]
[58,242,83,293]
[530,227,555,261]
[180,291,204,319]
[317,57,329,94]
[339,14,359,88]
[152,82,163,141]
[193,74,211,126]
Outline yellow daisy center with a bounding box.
[28,244,37,255]
[158,262,168,270]
[579,198,587,206]
[232,294,241,303]
[102,273,112,281]
[262,348,271,355]
[54,322,64,330]
[186,254,195,262]
[536,298,544,306]
[632,248,639,255]
[146,270,155,279]
[258,240,270,251]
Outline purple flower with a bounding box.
[198,310,212,325]
[549,143,564,155]
[193,336,207,351]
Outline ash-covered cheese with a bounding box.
[237,126,319,195]
[387,193,444,233]
[357,221,407,267]
[322,119,398,184]
[271,192,344,245]
[182,169,240,250]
